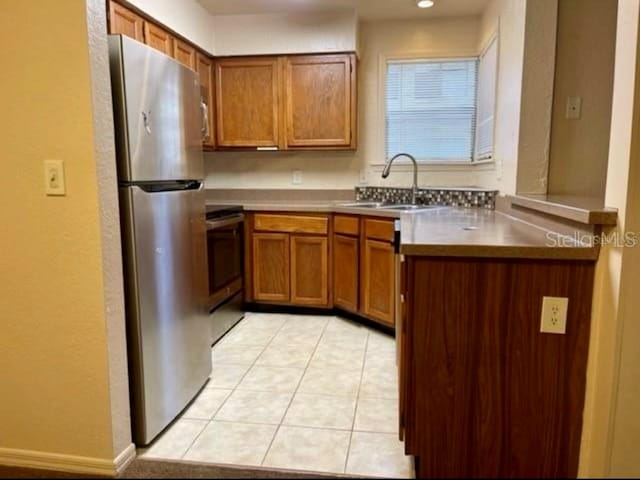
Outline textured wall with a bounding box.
[86,0,132,459]
[0,0,122,464]
[547,0,617,198]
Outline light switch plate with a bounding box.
[540,296,569,334]
[292,170,303,185]
[44,159,66,196]
[566,96,582,119]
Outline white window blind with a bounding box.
[386,58,478,161]
[475,36,498,159]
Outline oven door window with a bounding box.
[207,222,243,297]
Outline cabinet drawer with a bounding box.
[333,215,359,236]
[254,214,328,234]
[364,218,395,242]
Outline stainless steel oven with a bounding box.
[206,205,245,344]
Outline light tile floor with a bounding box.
[140,313,414,478]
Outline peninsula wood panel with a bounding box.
[251,233,290,302]
[290,236,329,307]
[173,38,196,70]
[215,57,281,147]
[333,234,359,312]
[284,54,356,148]
[108,1,144,41]
[196,53,215,149]
[361,238,395,326]
[143,22,173,56]
[403,257,595,478]
[333,215,360,236]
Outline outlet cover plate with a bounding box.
[540,296,569,334]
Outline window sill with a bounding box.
[370,159,495,171]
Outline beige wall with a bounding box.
[205,16,497,190]
[547,0,617,199]
[0,0,130,473]
[475,0,527,194]
[128,0,215,53]
[212,11,358,56]
[579,0,640,476]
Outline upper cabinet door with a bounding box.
[174,39,197,71]
[215,58,281,148]
[144,22,173,57]
[108,2,144,42]
[284,54,356,148]
[196,53,215,148]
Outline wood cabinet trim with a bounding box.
[333,233,359,313]
[215,57,282,147]
[253,214,328,235]
[361,237,395,327]
[251,232,290,302]
[334,215,360,236]
[364,218,395,243]
[108,1,144,41]
[290,235,329,307]
[283,54,354,148]
[173,38,197,70]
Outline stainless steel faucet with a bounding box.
[381,153,419,204]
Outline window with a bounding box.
[475,37,498,160]
[385,45,498,163]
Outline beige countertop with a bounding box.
[507,194,617,225]
[206,200,598,260]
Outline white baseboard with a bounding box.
[0,443,136,477]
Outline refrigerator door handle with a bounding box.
[200,101,210,140]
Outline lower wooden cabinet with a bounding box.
[247,212,396,326]
[252,233,290,302]
[333,234,359,313]
[291,236,329,307]
[361,238,395,327]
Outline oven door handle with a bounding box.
[206,213,245,230]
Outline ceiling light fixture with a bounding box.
[416,0,435,8]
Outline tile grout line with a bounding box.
[259,315,332,468]
[343,328,370,475]
[181,313,286,461]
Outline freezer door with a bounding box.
[120,185,211,445]
[109,35,204,182]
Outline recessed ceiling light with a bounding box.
[416,0,435,8]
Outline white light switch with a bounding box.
[566,96,582,119]
[44,159,66,196]
[359,168,368,185]
[292,170,303,185]
[540,296,569,334]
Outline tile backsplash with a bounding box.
[355,187,498,209]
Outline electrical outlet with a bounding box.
[292,170,303,185]
[359,168,368,185]
[540,296,569,334]
[44,159,66,196]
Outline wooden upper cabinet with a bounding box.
[284,54,356,148]
[333,234,359,313]
[197,53,215,148]
[108,2,144,41]
[144,22,173,57]
[174,39,197,70]
[290,236,329,307]
[215,57,281,148]
[252,233,290,302]
[361,238,395,327]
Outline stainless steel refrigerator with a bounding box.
[108,35,211,446]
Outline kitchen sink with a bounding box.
[378,204,438,212]
[337,202,438,212]
[337,202,389,208]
